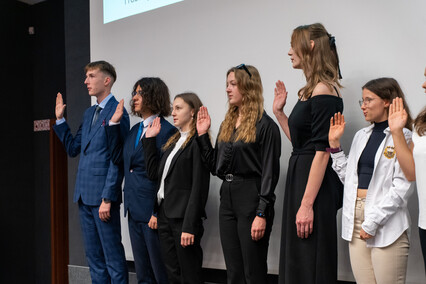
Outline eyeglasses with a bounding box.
[236,64,252,78]
[132,90,143,96]
[358,97,375,107]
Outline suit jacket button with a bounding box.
[130,169,133,173]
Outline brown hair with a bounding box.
[163,92,204,150]
[218,65,263,143]
[414,107,426,136]
[130,77,171,117]
[291,23,342,100]
[362,77,413,130]
[85,60,117,85]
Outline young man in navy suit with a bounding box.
[54,61,130,284]
[106,77,176,284]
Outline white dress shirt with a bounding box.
[331,125,413,247]
[413,130,426,229]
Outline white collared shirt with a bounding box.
[140,114,159,140]
[413,130,426,229]
[331,124,413,247]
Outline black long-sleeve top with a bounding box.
[196,111,281,216]
[357,120,388,189]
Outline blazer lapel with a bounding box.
[130,122,144,163]
[84,97,116,151]
[81,105,96,151]
[165,136,193,179]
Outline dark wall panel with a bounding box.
[0,1,35,283]
[64,0,91,266]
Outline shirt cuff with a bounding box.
[109,120,120,126]
[362,219,378,236]
[56,118,66,125]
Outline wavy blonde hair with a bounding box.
[163,92,203,150]
[291,23,342,100]
[218,65,263,143]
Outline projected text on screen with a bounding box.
[103,0,184,24]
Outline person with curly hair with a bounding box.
[196,64,281,283]
[106,77,176,284]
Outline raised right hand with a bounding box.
[55,92,66,120]
[329,112,345,148]
[110,99,124,123]
[273,80,288,115]
[388,97,407,133]
[145,117,161,138]
[196,106,211,135]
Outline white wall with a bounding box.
[89,0,426,282]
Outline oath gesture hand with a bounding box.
[110,99,124,123]
[145,117,161,138]
[388,97,408,133]
[196,106,211,136]
[329,112,345,148]
[55,92,66,120]
[273,80,288,115]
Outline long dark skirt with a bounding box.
[278,152,342,284]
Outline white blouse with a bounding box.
[413,131,426,229]
[157,131,189,204]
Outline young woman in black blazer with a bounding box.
[142,92,210,284]
[196,64,281,283]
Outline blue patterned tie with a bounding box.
[135,122,143,149]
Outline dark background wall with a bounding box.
[0,0,89,282]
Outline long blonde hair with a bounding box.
[163,92,203,150]
[218,65,263,143]
[291,23,342,100]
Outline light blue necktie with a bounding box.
[135,122,143,149]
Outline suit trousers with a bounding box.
[78,200,128,284]
[128,212,168,284]
[157,204,204,284]
[219,178,273,284]
[349,198,409,284]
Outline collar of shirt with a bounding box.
[95,93,113,109]
[141,114,159,129]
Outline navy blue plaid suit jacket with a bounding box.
[54,96,130,205]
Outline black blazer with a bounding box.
[142,134,210,234]
[105,117,176,222]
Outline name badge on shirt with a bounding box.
[383,146,396,159]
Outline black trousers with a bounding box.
[420,227,426,274]
[219,178,273,284]
[157,204,204,284]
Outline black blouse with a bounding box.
[289,95,344,153]
[197,111,281,215]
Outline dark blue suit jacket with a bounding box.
[106,116,176,222]
[54,96,130,205]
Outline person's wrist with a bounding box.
[273,109,285,117]
[301,199,314,208]
[328,140,340,149]
[102,198,111,204]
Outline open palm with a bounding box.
[388,97,407,132]
[329,112,345,147]
[196,106,211,135]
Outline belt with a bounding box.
[222,174,259,182]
